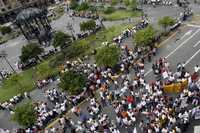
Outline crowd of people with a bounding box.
[44,21,200,133]
[0,92,31,112]
[48,53,200,133]
[113,19,149,45]
[0,14,198,133]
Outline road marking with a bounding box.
[144,29,200,77]
[193,40,200,47]
[157,25,187,48]
[187,24,200,28]
[180,30,192,39]
[166,29,200,58]
[184,48,200,66]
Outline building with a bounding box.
[0,0,55,24]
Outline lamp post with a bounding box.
[67,22,76,40]
[0,50,16,73]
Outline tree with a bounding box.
[52,31,72,48]
[60,71,86,95]
[158,16,175,32]
[134,25,156,46]
[80,20,96,32]
[111,0,118,5]
[0,26,12,35]
[89,6,97,14]
[95,45,120,67]
[12,102,37,127]
[20,43,44,63]
[77,2,89,11]
[70,0,79,10]
[123,0,137,10]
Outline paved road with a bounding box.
[145,24,200,81]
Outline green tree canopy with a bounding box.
[12,102,37,127]
[123,0,137,10]
[20,43,44,63]
[95,45,120,67]
[158,16,175,30]
[111,0,118,5]
[69,0,79,10]
[60,71,86,95]
[89,6,97,13]
[77,2,89,11]
[53,31,72,48]
[80,20,96,32]
[0,26,12,35]
[134,25,156,46]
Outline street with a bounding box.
[145,24,200,81]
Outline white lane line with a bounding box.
[180,30,193,39]
[193,40,200,47]
[166,29,200,58]
[144,29,200,77]
[187,24,200,28]
[184,48,200,66]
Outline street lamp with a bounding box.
[0,50,16,73]
[66,22,76,40]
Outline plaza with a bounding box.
[0,0,200,133]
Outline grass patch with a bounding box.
[0,69,35,102]
[101,10,141,21]
[0,59,59,102]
